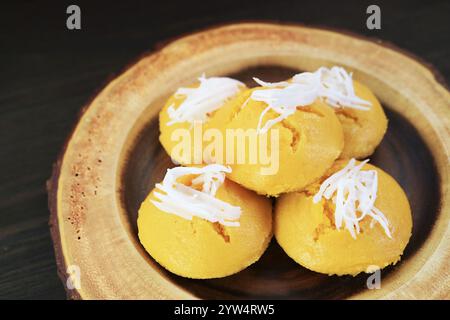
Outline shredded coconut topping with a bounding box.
[167,75,244,125]
[151,164,241,227]
[251,66,372,133]
[312,158,392,239]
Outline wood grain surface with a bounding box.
[1,0,449,299]
[48,23,449,299]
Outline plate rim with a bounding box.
[47,22,450,300]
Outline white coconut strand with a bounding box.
[313,158,392,239]
[251,66,372,133]
[150,164,241,227]
[167,74,244,125]
[253,77,290,88]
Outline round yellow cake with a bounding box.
[214,88,345,196]
[333,80,388,159]
[137,177,273,279]
[159,81,247,165]
[274,160,412,276]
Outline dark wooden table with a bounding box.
[0,0,448,299]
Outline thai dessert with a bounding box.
[249,67,388,159]
[159,75,247,165]
[211,87,344,196]
[137,164,273,279]
[274,159,412,276]
[141,65,410,279]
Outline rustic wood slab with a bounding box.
[48,23,450,299]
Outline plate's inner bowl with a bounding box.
[121,66,440,299]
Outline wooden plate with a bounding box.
[48,23,450,299]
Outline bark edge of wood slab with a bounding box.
[47,22,450,299]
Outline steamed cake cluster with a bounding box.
[138,67,412,279]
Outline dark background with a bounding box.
[0,0,448,299]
